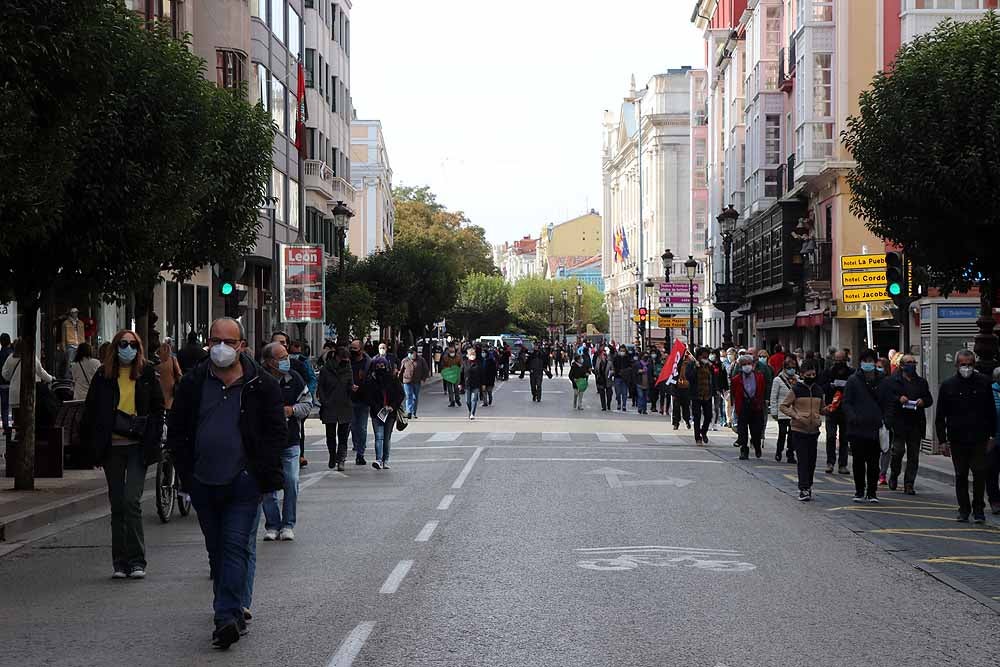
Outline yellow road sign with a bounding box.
[842,286,890,303]
[842,270,887,287]
[841,253,886,270]
[657,317,699,328]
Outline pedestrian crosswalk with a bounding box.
[304,431,696,448]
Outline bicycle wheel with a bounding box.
[177,485,192,516]
[155,459,176,523]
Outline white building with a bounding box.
[496,236,538,284]
[601,69,703,345]
[350,118,394,256]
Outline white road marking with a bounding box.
[451,446,485,489]
[437,494,455,510]
[327,621,375,667]
[428,431,461,442]
[415,520,439,542]
[584,467,634,488]
[395,445,479,450]
[512,390,566,394]
[379,560,414,594]
[651,434,682,443]
[299,471,331,490]
[542,432,571,441]
[393,431,409,440]
[573,546,756,573]
[488,432,515,441]
[575,546,743,554]
[486,457,723,463]
[596,432,627,442]
[386,458,465,463]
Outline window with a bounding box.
[812,0,833,21]
[332,3,339,43]
[305,0,314,7]
[256,63,270,111]
[250,0,263,18]
[270,0,285,44]
[764,6,781,60]
[318,54,324,96]
[694,138,706,184]
[332,75,338,112]
[288,179,299,230]
[287,6,301,57]
[345,18,350,56]
[813,53,832,117]
[765,114,781,165]
[910,0,997,6]
[811,123,834,158]
[216,50,246,89]
[272,169,285,222]
[272,79,287,134]
[325,64,331,106]
[304,49,315,87]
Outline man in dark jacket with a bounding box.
[841,349,884,502]
[593,347,613,411]
[881,354,933,494]
[936,350,997,522]
[819,350,853,474]
[271,331,314,467]
[318,347,353,471]
[168,317,286,650]
[520,347,552,402]
[348,340,372,465]
[686,347,716,445]
[178,331,208,373]
[611,346,633,412]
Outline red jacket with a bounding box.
[768,352,785,376]
[730,371,766,413]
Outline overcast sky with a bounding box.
[350,1,704,245]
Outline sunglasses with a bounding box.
[117,340,139,350]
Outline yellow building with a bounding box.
[536,211,602,278]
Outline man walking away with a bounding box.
[672,351,693,430]
[882,354,933,494]
[521,348,552,403]
[842,349,884,503]
[178,331,208,373]
[398,346,429,418]
[318,346,353,471]
[770,355,798,463]
[820,350,852,474]
[259,343,311,542]
[612,346,632,412]
[168,318,286,650]
[348,340,371,465]
[687,347,715,445]
[780,360,826,501]
[936,350,996,523]
[482,350,498,406]
[731,354,766,459]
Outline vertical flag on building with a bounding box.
[620,226,630,260]
[613,228,622,262]
[655,338,688,387]
[294,59,309,157]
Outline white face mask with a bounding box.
[959,366,974,379]
[709,354,717,361]
[741,364,754,374]
[210,343,238,368]
[379,347,387,355]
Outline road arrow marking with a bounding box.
[584,468,694,489]
[622,477,694,488]
[584,467,635,488]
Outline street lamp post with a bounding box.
[644,278,654,351]
[549,294,555,343]
[331,200,354,280]
[661,249,674,346]
[575,282,583,338]
[685,255,698,345]
[561,288,568,346]
[716,205,740,350]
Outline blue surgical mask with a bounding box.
[117,346,137,365]
[861,362,876,372]
[901,364,916,376]
[277,358,291,373]
[785,368,796,377]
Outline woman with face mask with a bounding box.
[460,348,484,418]
[82,330,164,579]
[364,358,404,469]
[730,354,766,460]
[440,346,463,407]
[769,356,799,464]
[318,347,354,471]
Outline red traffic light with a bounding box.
[638,307,648,321]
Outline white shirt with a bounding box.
[1,355,54,408]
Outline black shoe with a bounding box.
[957,512,971,523]
[904,485,916,495]
[328,457,336,469]
[853,494,866,503]
[775,452,782,462]
[754,445,762,459]
[973,512,987,524]
[356,456,366,465]
[888,476,898,491]
[837,466,849,475]
[212,622,241,650]
[798,489,810,502]
[242,607,253,621]
[738,453,749,461]
[787,455,796,464]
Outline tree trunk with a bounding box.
[14,294,39,491]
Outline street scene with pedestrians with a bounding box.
[3,1,1000,665]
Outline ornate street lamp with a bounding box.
[685,255,698,345]
[575,282,584,337]
[716,204,740,349]
[548,293,555,343]
[561,288,568,345]
[661,248,674,345]
[331,200,354,279]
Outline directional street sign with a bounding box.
[658,317,699,329]
[842,286,890,303]
[842,270,886,287]
[841,253,886,270]
[661,296,697,304]
[657,306,688,316]
[659,282,700,293]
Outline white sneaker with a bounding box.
[381,462,391,470]
[279,528,295,541]
[112,570,127,579]
[470,414,476,420]
[263,529,278,541]
[128,567,146,579]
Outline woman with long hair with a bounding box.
[70,342,102,401]
[82,330,164,579]
[156,340,182,410]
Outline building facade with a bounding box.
[602,70,703,345]
[536,211,602,278]
[496,236,538,284]
[349,119,394,256]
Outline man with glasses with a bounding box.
[882,354,933,494]
[936,350,996,523]
[168,317,286,650]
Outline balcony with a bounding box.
[331,175,356,203]
[901,8,990,44]
[304,159,335,199]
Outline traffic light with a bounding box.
[219,278,235,297]
[638,307,648,322]
[884,250,910,326]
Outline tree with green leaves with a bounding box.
[843,12,1000,364]
[448,273,511,338]
[0,1,273,489]
[509,277,608,339]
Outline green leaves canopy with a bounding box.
[508,277,608,338]
[843,12,1000,293]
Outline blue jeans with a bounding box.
[403,382,421,416]
[614,377,629,409]
[637,387,648,413]
[351,402,369,455]
[190,470,262,627]
[372,413,394,462]
[466,386,479,416]
[243,504,261,610]
[262,446,300,531]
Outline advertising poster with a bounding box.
[279,243,326,323]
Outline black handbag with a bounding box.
[113,409,148,440]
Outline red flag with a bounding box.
[294,60,308,157]
[655,339,688,387]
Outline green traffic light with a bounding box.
[221,282,234,296]
[888,283,902,296]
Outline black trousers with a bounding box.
[952,442,987,515]
[672,387,691,426]
[325,422,350,464]
[691,398,712,440]
[851,437,880,497]
[597,384,612,410]
[826,412,849,467]
[791,431,819,490]
[737,407,765,456]
[530,372,543,400]
[890,426,922,486]
[775,420,792,458]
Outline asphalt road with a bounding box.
[2,374,1000,666]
